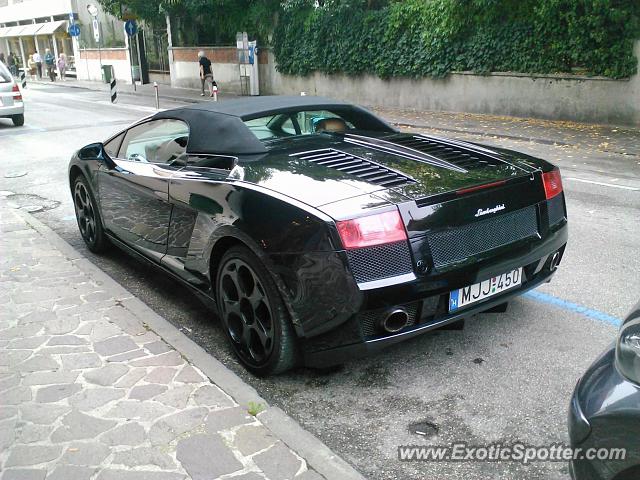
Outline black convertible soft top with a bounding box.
[152,96,394,155]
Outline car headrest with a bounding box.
[315,118,347,134]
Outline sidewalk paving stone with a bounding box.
[0,205,363,480]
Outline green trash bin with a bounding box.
[102,65,113,84]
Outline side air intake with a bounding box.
[290,148,417,188]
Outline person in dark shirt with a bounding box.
[198,50,214,97]
[44,49,55,81]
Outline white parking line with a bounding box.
[565,177,640,191]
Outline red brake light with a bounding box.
[336,210,407,250]
[542,169,563,199]
[12,83,22,101]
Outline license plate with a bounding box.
[449,268,522,312]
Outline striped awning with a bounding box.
[36,20,67,36]
[18,23,44,36]
[0,25,26,38]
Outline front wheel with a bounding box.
[216,246,298,376]
[12,114,24,127]
[73,176,108,253]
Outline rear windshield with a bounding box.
[0,62,12,83]
[243,107,394,142]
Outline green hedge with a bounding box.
[273,0,640,79]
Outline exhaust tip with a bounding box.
[550,251,561,271]
[380,309,410,333]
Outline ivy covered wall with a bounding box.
[273,0,640,80]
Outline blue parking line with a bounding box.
[524,290,622,327]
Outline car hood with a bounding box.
[234,131,540,208]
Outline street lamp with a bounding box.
[86,4,102,73]
[87,4,98,17]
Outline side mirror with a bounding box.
[78,143,106,161]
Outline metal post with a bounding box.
[17,37,27,81]
[154,81,159,109]
[126,32,136,91]
[110,72,117,103]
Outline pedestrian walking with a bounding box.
[44,49,55,81]
[198,50,214,97]
[57,53,67,81]
[7,52,17,76]
[27,56,36,80]
[33,51,42,79]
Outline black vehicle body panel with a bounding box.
[69,96,568,366]
[568,303,640,480]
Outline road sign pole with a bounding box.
[130,37,136,92]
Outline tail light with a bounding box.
[542,168,563,199]
[12,84,22,101]
[336,210,407,250]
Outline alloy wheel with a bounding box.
[74,181,97,245]
[218,258,275,366]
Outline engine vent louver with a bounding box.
[290,148,417,188]
[388,135,505,171]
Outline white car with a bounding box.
[0,61,24,126]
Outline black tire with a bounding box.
[216,245,298,376]
[72,175,108,253]
[12,114,24,127]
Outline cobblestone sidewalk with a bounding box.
[0,205,358,480]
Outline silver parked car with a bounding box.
[0,61,24,127]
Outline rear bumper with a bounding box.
[0,102,24,117]
[304,262,558,366]
[302,221,567,367]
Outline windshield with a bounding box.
[0,61,12,83]
[243,107,394,142]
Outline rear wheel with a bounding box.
[12,114,24,127]
[216,246,298,375]
[73,176,108,253]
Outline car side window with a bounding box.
[104,132,125,158]
[117,119,190,164]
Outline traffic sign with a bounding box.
[92,18,100,42]
[124,20,137,37]
[68,23,80,37]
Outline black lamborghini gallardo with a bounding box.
[69,96,567,375]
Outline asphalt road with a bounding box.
[2,84,639,480]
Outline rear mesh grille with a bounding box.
[547,195,566,226]
[360,303,419,337]
[428,206,539,268]
[290,149,417,188]
[388,135,503,171]
[346,241,413,283]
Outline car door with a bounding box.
[161,154,238,288]
[97,118,189,262]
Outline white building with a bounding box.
[0,0,126,80]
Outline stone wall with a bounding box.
[259,42,640,126]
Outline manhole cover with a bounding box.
[6,193,60,212]
[408,420,439,438]
[4,172,28,178]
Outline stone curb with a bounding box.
[13,208,366,480]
